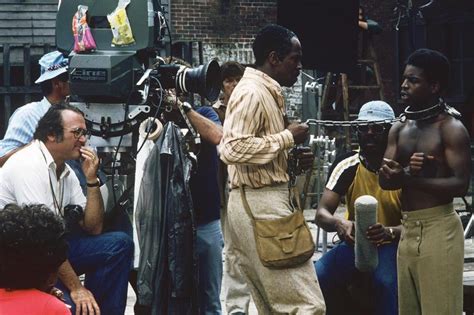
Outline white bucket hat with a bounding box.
[35,51,68,84]
[356,101,395,122]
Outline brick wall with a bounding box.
[170,0,277,43]
[170,0,307,115]
[170,0,399,118]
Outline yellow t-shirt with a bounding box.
[346,161,401,226]
[326,151,401,226]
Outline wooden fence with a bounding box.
[0,43,54,136]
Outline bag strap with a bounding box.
[290,186,302,211]
[236,171,257,221]
[236,171,303,222]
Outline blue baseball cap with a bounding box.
[35,51,68,84]
[356,101,395,122]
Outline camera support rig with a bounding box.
[56,0,221,209]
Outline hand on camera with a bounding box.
[162,89,182,111]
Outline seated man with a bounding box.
[0,104,133,315]
[0,203,70,315]
[314,101,401,315]
[0,50,69,167]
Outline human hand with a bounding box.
[71,286,100,315]
[409,152,435,177]
[80,147,99,183]
[287,122,309,144]
[295,146,314,172]
[335,218,354,245]
[379,158,404,179]
[366,223,390,245]
[162,89,182,111]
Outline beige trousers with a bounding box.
[221,202,252,313]
[226,183,326,314]
[398,203,464,315]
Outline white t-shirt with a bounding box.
[0,140,86,214]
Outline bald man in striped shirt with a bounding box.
[220,24,325,314]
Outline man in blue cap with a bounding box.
[0,50,70,166]
[314,101,402,315]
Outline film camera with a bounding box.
[56,0,221,212]
[56,0,220,145]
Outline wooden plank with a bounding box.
[0,36,55,45]
[0,12,56,19]
[0,29,55,36]
[0,43,52,49]
[0,4,58,11]
[0,0,57,3]
[3,44,12,128]
[0,20,55,28]
[1,0,58,2]
[0,86,41,94]
[23,45,32,103]
[341,73,351,150]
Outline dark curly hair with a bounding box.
[406,48,450,93]
[33,103,84,143]
[0,204,68,290]
[252,24,297,67]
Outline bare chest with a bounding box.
[396,123,444,165]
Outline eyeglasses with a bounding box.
[66,127,91,139]
[355,124,388,135]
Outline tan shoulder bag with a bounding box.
[239,183,315,269]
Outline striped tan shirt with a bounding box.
[220,67,294,188]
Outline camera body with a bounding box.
[57,0,220,142]
[63,204,85,233]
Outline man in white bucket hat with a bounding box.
[0,50,70,166]
[315,100,402,315]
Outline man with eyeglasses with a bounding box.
[0,51,70,167]
[314,100,402,315]
[0,104,133,315]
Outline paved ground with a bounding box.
[125,198,473,314]
[125,209,328,314]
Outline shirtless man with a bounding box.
[379,48,471,315]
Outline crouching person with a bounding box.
[0,104,133,315]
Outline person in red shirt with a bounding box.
[0,204,71,315]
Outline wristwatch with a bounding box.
[86,178,101,188]
[181,101,192,113]
[388,227,396,240]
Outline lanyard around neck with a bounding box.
[39,146,65,216]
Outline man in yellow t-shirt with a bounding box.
[315,101,401,315]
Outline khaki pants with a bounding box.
[221,201,252,313]
[227,183,326,314]
[398,203,464,315]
